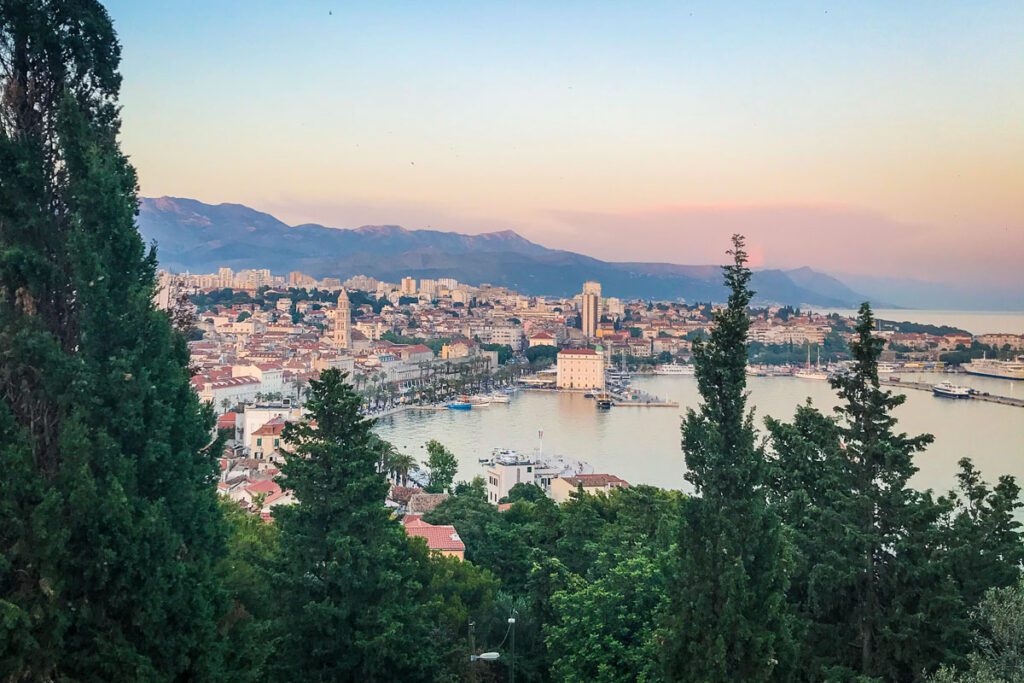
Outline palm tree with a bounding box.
[389,451,418,487]
[290,375,308,404]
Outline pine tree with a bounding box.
[832,303,937,678]
[663,235,792,681]
[0,2,227,678]
[271,369,444,680]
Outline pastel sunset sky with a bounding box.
[106,1,1023,286]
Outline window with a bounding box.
[256,438,262,446]
[274,438,279,447]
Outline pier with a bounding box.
[881,379,1024,409]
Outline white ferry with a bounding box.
[932,382,972,399]
[964,357,1024,381]
[654,363,695,376]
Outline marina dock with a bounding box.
[881,379,1024,408]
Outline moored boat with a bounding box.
[964,357,1024,380]
[654,363,695,375]
[932,382,972,399]
[446,402,472,410]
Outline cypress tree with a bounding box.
[0,2,227,678]
[767,304,1005,680]
[663,235,792,681]
[832,303,937,678]
[271,369,443,680]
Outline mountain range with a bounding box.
[138,196,874,307]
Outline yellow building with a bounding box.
[550,473,630,504]
[556,348,605,390]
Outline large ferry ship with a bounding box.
[964,357,1024,380]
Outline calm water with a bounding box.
[375,374,1024,497]
[822,309,1024,336]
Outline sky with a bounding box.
[106,1,1023,288]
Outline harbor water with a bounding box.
[375,373,1024,497]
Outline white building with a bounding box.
[241,404,304,452]
[485,452,562,504]
[231,363,285,395]
[199,376,262,409]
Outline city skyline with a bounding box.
[106,1,1022,287]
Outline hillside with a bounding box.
[137,196,868,306]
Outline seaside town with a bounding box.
[165,266,1024,553]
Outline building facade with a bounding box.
[556,348,605,390]
[580,281,601,338]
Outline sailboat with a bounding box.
[794,345,828,380]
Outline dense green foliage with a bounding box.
[425,479,682,682]
[931,579,1024,683]
[525,343,559,367]
[424,438,459,493]
[270,369,449,679]
[876,319,970,336]
[767,305,1023,681]
[481,342,514,365]
[664,235,793,681]
[0,3,229,678]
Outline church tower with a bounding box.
[333,289,352,349]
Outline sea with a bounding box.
[375,310,1024,497]
[819,309,1024,336]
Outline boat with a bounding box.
[794,368,829,380]
[932,382,972,399]
[594,392,613,409]
[488,393,511,404]
[654,363,695,375]
[795,346,828,380]
[964,356,1024,380]
[446,402,472,410]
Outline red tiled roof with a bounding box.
[403,519,465,552]
[217,412,238,429]
[244,479,281,495]
[402,344,434,355]
[211,376,260,389]
[564,473,629,488]
[252,416,287,436]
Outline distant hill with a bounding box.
[831,273,1024,311]
[137,196,870,306]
